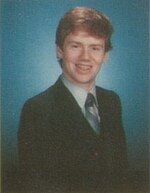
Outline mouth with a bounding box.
[75,63,92,72]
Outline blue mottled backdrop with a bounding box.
[2,0,149,182]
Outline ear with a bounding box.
[56,46,63,59]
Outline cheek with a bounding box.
[93,54,106,65]
[65,50,80,62]
[63,53,77,70]
[94,64,101,73]
[92,59,103,72]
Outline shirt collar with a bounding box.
[61,74,98,109]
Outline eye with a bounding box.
[91,45,104,52]
[71,44,79,49]
[92,46,101,51]
[92,47,99,51]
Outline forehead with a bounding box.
[64,30,106,45]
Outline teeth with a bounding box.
[76,64,91,71]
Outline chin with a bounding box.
[76,79,94,88]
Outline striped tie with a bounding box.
[85,93,100,134]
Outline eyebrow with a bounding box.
[67,41,81,44]
[90,44,104,47]
[67,41,104,47]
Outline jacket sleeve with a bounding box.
[18,100,40,191]
[112,92,130,191]
[18,100,52,192]
[114,93,128,168]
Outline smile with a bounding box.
[75,63,92,72]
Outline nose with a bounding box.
[80,47,90,61]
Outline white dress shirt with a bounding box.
[61,74,100,122]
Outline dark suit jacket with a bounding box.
[18,78,128,193]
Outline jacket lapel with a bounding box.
[52,78,100,138]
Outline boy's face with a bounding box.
[57,30,108,91]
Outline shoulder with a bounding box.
[21,82,60,117]
[96,86,122,114]
[23,86,54,110]
[24,79,62,108]
[96,86,120,101]
[21,78,65,114]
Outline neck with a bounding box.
[62,74,95,92]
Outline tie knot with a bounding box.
[85,93,96,108]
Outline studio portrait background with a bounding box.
[2,0,149,192]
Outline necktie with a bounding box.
[85,93,100,134]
